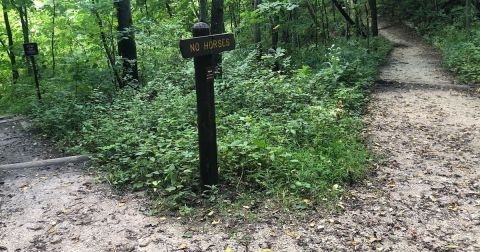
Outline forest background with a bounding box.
[0,0,478,211]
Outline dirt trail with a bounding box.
[1,23,480,251]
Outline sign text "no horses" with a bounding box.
[179,33,235,59]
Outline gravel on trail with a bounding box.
[1,22,479,251]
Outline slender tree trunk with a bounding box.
[465,0,472,31]
[305,0,321,29]
[17,6,32,74]
[353,0,361,37]
[270,15,280,71]
[368,0,378,36]
[51,0,56,76]
[92,0,123,88]
[253,0,262,60]
[331,0,366,37]
[165,0,173,17]
[18,7,29,43]
[211,0,225,74]
[2,0,19,83]
[199,0,207,21]
[322,0,330,41]
[270,15,279,50]
[115,0,139,87]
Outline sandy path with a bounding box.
[331,23,480,250]
[1,22,480,251]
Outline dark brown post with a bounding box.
[23,43,41,100]
[192,22,219,187]
[31,56,41,100]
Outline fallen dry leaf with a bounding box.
[177,243,188,250]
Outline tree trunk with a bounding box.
[17,6,32,74]
[368,0,378,36]
[211,0,225,74]
[331,0,366,37]
[18,6,29,43]
[465,0,471,31]
[165,0,173,17]
[51,0,56,76]
[322,0,330,41]
[199,0,208,21]
[305,0,321,29]
[2,0,19,83]
[253,0,262,60]
[115,0,139,87]
[270,15,279,50]
[92,0,123,88]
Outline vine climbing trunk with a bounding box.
[115,0,139,87]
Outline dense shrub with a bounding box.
[28,37,390,208]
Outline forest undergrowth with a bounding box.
[0,0,391,212]
[27,39,390,211]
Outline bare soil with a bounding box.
[1,22,480,251]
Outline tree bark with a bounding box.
[1,0,19,83]
[17,5,32,74]
[199,0,208,21]
[92,0,123,88]
[18,6,29,43]
[270,15,279,50]
[331,0,366,37]
[211,0,225,74]
[368,0,378,36]
[253,0,262,60]
[115,0,139,87]
[51,0,56,76]
[465,0,471,31]
[165,0,173,17]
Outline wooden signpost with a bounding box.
[23,43,41,100]
[179,22,235,187]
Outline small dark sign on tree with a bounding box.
[23,43,39,56]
